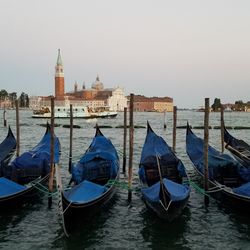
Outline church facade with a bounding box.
[29,49,173,112]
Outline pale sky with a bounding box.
[0,0,249,108]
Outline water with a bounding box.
[1,110,250,249]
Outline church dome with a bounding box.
[91,75,104,90]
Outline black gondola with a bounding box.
[58,125,120,236]
[0,123,60,209]
[0,126,16,170]
[138,122,190,221]
[224,126,250,167]
[186,124,250,210]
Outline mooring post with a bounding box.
[48,96,55,208]
[123,107,127,174]
[204,98,210,206]
[128,94,134,202]
[68,104,73,173]
[172,106,177,152]
[15,100,20,157]
[164,109,167,129]
[220,104,224,153]
[3,106,7,127]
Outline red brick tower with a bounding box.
[55,49,65,99]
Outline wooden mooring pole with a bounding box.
[204,98,210,206]
[128,94,134,202]
[48,96,55,208]
[123,107,127,174]
[164,110,167,129]
[220,104,224,153]
[15,100,20,157]
[3,106,7,127]
[172,106,177,152]
[68,104,73,173]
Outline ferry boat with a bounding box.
[32,105,118,119]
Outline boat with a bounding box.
[186,124,250,210]
[0,126,16,171]
[0,123,60,210]
[32,105,118,119]
[58,125,120,235]
[138,122,190,221]
[224,126,250,167]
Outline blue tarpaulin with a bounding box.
[233,182,250,197]
[139,126,187,179]
[141,178,190,202]
[6,125,60,183]
[0,177,26,197]
[71,134,119,184]
[64,180,107,203]
[186,127,243,179]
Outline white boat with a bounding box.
[32,105,118,119]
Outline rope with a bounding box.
[31,181,58,196]
[184,179,227,196]
[206,185,227,193]
[185,180,210,197]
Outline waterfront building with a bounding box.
[128,95,173,112]
[30,50,128,111]
[29,50,173,113]
[66,76,128,111]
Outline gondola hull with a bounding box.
[142,191,189,221]
[0,123,60,210]
[191,166,250,210]
[224,126,250,167]
[0,126,16,169]
[186,125,250,211]
[61,183,117,232]
[0,174,49,210]
[58,126,120,235]
[139,122,190,221]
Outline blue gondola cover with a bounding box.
[142,178,190,202]
[8,125,60,183]
[64,180,107,203]
[0,177,26,197]
[72,134,119,184]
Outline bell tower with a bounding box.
[55,49,65,99]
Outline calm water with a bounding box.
[1,110,250,250]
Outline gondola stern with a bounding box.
[147,121,154,133]
[95,124,104,136]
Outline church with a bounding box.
[30,49,128,111]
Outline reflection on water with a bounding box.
[0,110,250,249]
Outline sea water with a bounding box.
[0,109,250,250]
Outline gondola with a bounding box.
[59,125,120,235]
[0,126,16,170]
[0,123,60,209]
[224,126,250,167]
[186,124,250,210]
[138,122,190,221]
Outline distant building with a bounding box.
[0,99,12,109]
[30,50,128,111]
[66,75,128,111]
[55,49,65,100]
[30,50,174,112]
[128,95,173,112]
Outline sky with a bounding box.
[0,0,249,108]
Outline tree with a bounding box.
[211,98,221,112]
[0,89,8,101]
[25,93,29,108]
[19,92,26,107]
[9,92,17,108]
[234,100,245,111]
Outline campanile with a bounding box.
[55,49,65,99]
